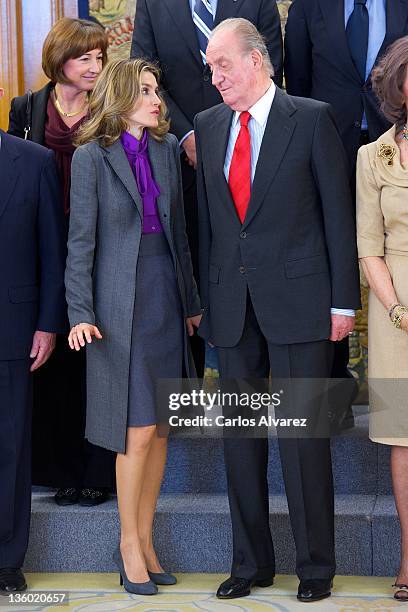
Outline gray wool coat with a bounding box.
[65,132,201,453]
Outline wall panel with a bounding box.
[0,0,23,130]
[0,0,77,129]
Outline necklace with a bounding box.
[54,89,87,117]
[402,124,408,141]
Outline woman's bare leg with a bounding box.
[116,425,156,583]
[138,430,168,572]
[392,445,408,598]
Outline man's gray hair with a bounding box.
[210,18,274,77]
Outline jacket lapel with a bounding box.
[210,105,242,226]
[0,132,20,221]
[147,136,170,222]
[31,82,53,144]
[242,88,297,229]
[102,139,143,218]
[377,0,408,59]
[162,0,203,70]
[318,0,362,85]
[214,0,247,26]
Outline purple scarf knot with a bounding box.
[121,130,163,233]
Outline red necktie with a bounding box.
[228,111,251,224]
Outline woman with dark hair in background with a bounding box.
[8,17,115,507]
[356,36,408,601]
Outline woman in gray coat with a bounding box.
[65,58,201,595]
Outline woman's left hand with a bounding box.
[186,314,202,336]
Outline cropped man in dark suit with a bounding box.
[195,19,361,601]
[285,0,408,165]
[284,0,408,427]
[0,88,66,594]
[131,0,283,374]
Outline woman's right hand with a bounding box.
[68,323,103,351]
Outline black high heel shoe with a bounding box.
[113,548,157,595]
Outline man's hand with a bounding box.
[182,132,197,169]
[186,314,202,336]
[68,323,103,351]
[329,314,355,342]
[30,331,56,371]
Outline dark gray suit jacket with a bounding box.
[131,0,283,141]
[195,88,361,347]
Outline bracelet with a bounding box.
[388,302,401,318]
[391,305,408,329]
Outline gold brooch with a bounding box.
[378,143,396,166]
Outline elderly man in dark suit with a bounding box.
[0,87,66,595]
[131,0,283,374]
[284,0,408,429]
[195,19,361,601]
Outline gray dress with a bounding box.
[127,232,183,426]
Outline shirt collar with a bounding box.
[231,81,276,129]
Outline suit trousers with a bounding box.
[0,360,32,568]
[217,296,335,581]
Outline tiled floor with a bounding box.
[2,574,402,611]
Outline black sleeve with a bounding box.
[131,0,193,140]
[194,113,212,340]
[171,137,201,316]
[284,0,313,97]
[311,104,361,310]
[37,149,68,333]
[259,0,284,88]
[8,95,27,139]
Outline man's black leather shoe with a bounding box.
[79,488,110,507]
[297,579,332,602]
[216,576,274,599]
[54,487,79,506]
[0,568,27,595]
[341,406,355,430]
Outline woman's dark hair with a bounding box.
[371,36,408,131]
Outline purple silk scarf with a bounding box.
[121,130,163,234]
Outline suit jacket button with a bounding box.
[354,121,361,128]
[239,266,246,274]
[240,231,247,239]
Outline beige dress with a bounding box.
[357,125,408,446]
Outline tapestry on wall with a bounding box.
[78,0,136,59]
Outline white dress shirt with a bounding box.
[223,82,355,318]
[224,81,276,183]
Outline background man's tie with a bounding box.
[228,111,252,224]
[346,0,369,82]
[193,0,214,63]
